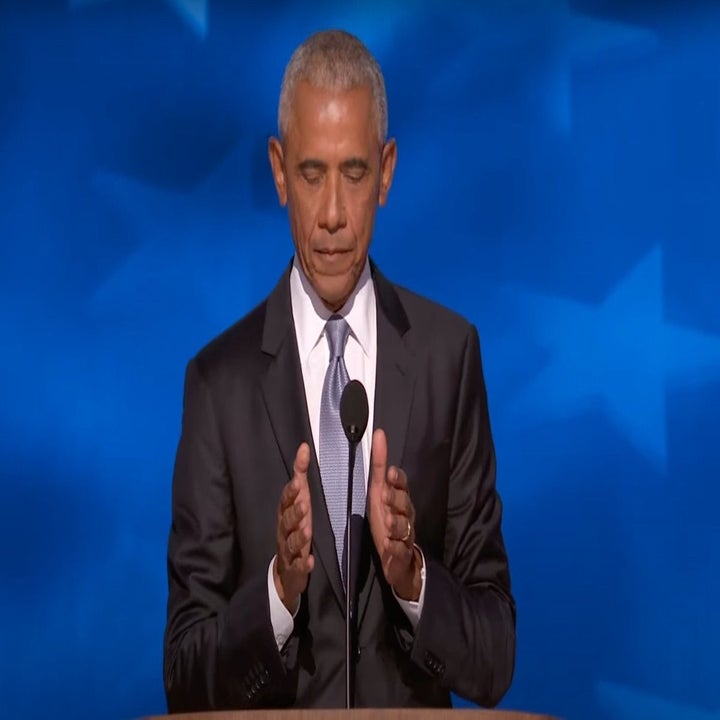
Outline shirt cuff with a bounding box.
[391,545,427,631]
[267,555,299,650]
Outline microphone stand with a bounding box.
[345,431,359,709]
[339,379,369,710]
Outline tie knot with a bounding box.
[325,315,350,359]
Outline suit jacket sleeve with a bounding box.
[163,358,288,712]
[406,324,516,707]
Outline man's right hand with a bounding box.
[273,442,314,614]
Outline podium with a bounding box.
[142,711,555,720]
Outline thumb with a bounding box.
[371,428,388,490]
[294,442,310,485]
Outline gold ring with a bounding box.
[401,518,412,543]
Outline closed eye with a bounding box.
[298,159,326,186]
[341,158,369,183]
[344,168,367,183]
[301,170,323,186]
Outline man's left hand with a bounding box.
[368,428,423,601]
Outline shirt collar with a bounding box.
[290,255,374,363]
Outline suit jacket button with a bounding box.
[356,646,361,661]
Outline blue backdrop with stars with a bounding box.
[1,1,718,719]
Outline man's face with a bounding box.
[269,81,396,311]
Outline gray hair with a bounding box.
[278,30,388,143]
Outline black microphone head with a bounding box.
[340,380,369,444]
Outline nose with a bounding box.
[318,173,347,233]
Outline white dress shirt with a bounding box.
[267,256,425,650]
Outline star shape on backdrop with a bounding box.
[596,681,720,720]
[87,135,288,333]
[539,0,657,134]
[503,246,720,471]
[421,0,656,134]
[69,0,208,38]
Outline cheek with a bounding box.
[288,198,317,249]
[348,195,377,247]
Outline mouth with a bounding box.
[312,247,354,274]
[315,247,352,256]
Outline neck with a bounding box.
[322,295,350,313]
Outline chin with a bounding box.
[316,275,355,311]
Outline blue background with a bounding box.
[1,1,719,719]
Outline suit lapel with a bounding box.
[357,262,416,628]
[371,263,415,467]
[259,265,345,613]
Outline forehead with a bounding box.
[284,81,380,156]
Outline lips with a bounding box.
[315,247,352,255]
[313,247,353,274]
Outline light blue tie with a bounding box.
[319,315,366,585]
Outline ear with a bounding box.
[268,136,288,206]
[378,138,397,207]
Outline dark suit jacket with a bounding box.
[163,260,515,711]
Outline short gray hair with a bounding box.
[278,30,388,143]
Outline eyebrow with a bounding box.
[297,159,327,173]
[340,157,369,172]
[296,157,370,173]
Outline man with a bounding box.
[164,29,515,710]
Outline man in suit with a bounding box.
[164,29,515,711]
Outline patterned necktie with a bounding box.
[319,315,367,585]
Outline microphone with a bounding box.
[340,379,369,444]
[339,379,369,709]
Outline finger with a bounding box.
[382,485,412,518]
[278,492,303,547]
[286,523,312,557]
[278,552,315,597]
[387,465,408,491]
[288,552,315,575]
[279,477,300,512]
[281,499,309,535]
[384,510,413,543]
[280,442,311,515]
[371,429,388,489]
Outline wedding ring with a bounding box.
[401,518,412,543]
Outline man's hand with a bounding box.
[368,428,423,601]
[273,442,314,613]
